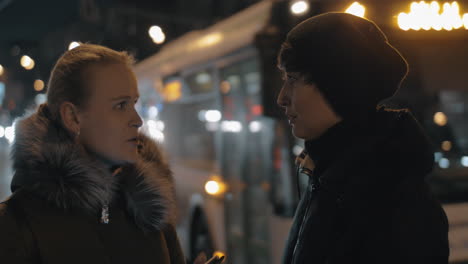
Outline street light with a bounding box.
[290,0,309,15]
[69,41,81,50]
[345,2,366,18]
[20,55,35,70]
[149,26,166,44]
[34,79,45,92]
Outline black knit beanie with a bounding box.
[278,12,409,121]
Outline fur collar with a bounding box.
[10,104,175,232]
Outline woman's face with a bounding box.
[277,72,341,140]
[77,63,143,165]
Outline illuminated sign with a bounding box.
[398,1,468,31]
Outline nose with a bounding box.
[130,109,143,128]
[277,85,289,108]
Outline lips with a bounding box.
[127,137,139,148]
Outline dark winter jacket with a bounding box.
[0,105,185,264]
[283,108,449,264]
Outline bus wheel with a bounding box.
[190,210,214,261]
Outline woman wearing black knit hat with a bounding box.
[277,13,449,264]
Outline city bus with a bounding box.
[133,0,468,263]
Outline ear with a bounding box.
[59,102,81,135]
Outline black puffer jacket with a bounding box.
[0,105,185,264]
[283,108,449,264]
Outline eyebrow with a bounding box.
[110,95,140,101]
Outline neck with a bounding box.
[305,114,377,176]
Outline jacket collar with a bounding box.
[10,104,175,232]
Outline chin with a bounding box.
[292,127,307,140]
[119,152,139,164]
[103,152,139,166]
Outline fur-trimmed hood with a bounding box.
[10,104,175,232]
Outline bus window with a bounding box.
[220,57,281,264]
[160,70,220,172]
[185,70,215,94]
[424,90,468,203]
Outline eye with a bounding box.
[115,101,128,110]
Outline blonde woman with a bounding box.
[0,44,185,264]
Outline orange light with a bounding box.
[345,2,366,18]
[398,1,468,31]
[204,177,226,196]
[34,79,45,92]
[162,81,182,102]
[220,81,231,94]
[434,112,448,126]
[441,141,452,151]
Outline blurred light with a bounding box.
[398,1,468,31]
[147,119,157,129]
[146,119,165,142]
[34,79,45,92]
[198,110,207,122]
[35,94,47,106]
[205,122,219,132]
[439,158,450,169]
[0,82,5,105]
[149,26,166,44]
[0,65,4,76]
[291,1,309,15]
[213,251,225,259]
[205,180,220,195]
[434,152,443,162]
[149,128,164,142]
[251,105,263,116]
[147,119,164,131]
[148,106,159,119]
[20,55,35,70]
[220,81,231,94]
[221,121,242,133]
[0,126,4,138]
[463,13,468,28]
[197,32,223,48]
[461,156,468,167]
[441,140,452,151]
[249,121,262,133]
[162,81,182,102]
[5,126,15,143]
[68,41,80,50]
[205,110,222,122]
[204,179,226,196]
[196,72,211,84]
[293,145,304,156]
[434,112,448,126]
[345,2,366,18]
[156,120,165,131]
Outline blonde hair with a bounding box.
[46,43,135,120]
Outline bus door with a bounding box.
[219,57,273,264]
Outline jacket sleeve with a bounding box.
[163,224,186,264]
[0,203,38,264]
